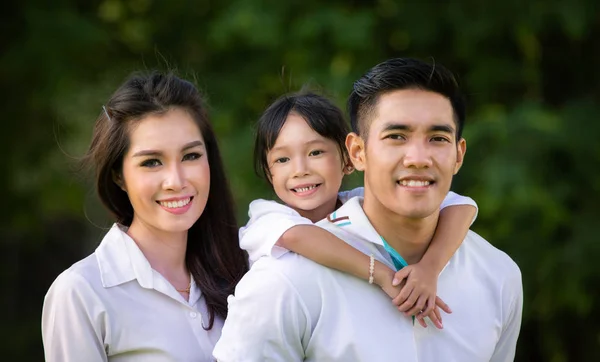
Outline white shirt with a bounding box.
[240,188,478,265]
[214,197,522,362]
[42,224,222,362]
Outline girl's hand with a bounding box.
[390,263,452,329]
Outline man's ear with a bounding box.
[345,132,366,172]
[112,170,127,192]
[453,138,467,175]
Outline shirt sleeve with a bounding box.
[439,191,479,226]
[213,260,310,361]
[489,268,524,362]
[42,271,108,362]
[239,199,313,265]
[337,187,365,204]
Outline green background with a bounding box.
[2,1,599,360]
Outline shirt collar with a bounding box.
[322,196,452,273]
[318,197,397,269]
[95,224,154,289]
[95,224,203,306]
[322,196,384,247]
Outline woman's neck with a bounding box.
[126,219,189,279]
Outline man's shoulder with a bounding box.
[237,253,334,317]
[249,252,332,287]
[462,230,521,278]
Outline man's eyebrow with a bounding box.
[429,124,455,134]
[381,123,413,132]
[132,140,204,157]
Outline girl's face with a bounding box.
[267,112,346,222]
[119,108,210,237]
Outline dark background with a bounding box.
[1,1,599,360]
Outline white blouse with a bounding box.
[42,224,222,362]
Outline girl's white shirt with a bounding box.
[239,188,478,266]
[42,224,222,362]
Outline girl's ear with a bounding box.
[343,162,355,175]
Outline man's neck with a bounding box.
[362,198,439,265]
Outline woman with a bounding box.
[42,71,248,361]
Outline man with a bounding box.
[214,58,523,361]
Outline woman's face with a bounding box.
[119,107,210,236]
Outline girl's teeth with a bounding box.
[296,185,316,192]
[400,180,431,187]
[160,198,191,209]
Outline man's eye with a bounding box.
[309,150,324,156]
[183,152,202,161]
[431,136,450,143]
[274,157,289,164]
[387,134,406,140]
[141,159,161,168]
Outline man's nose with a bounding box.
[403,141,433,168]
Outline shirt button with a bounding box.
[190,312,197,319]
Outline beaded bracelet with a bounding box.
[368,254,375,284]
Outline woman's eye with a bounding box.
[274,157,289,164]
[183,152,202,161]
[309,150,324,156]
[141,159,161,168]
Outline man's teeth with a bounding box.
[295,185,317,192]
[159,198,191,209]
[400,180,431,187]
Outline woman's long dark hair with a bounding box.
[83,71,248,329]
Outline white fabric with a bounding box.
[42,224,222,362]
[240,188,478,265]
[214,197,522,362]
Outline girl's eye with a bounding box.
[309,150,324,156]
[183,152,202,161]
[274,157,290,164]
[140,159,161,168]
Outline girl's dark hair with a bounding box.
[254,91,350,184]
[84,71,248,329]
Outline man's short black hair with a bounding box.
[347,58,466,140]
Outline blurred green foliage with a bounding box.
[1,0,598,360]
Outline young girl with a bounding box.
[241,91,477,328]
[42,72,248,361]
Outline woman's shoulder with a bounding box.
[46,253,104,300]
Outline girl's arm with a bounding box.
[278,225,399,299]
[239,199,313,265]
[393,199,477,327]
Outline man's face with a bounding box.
[346,88,466,220]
